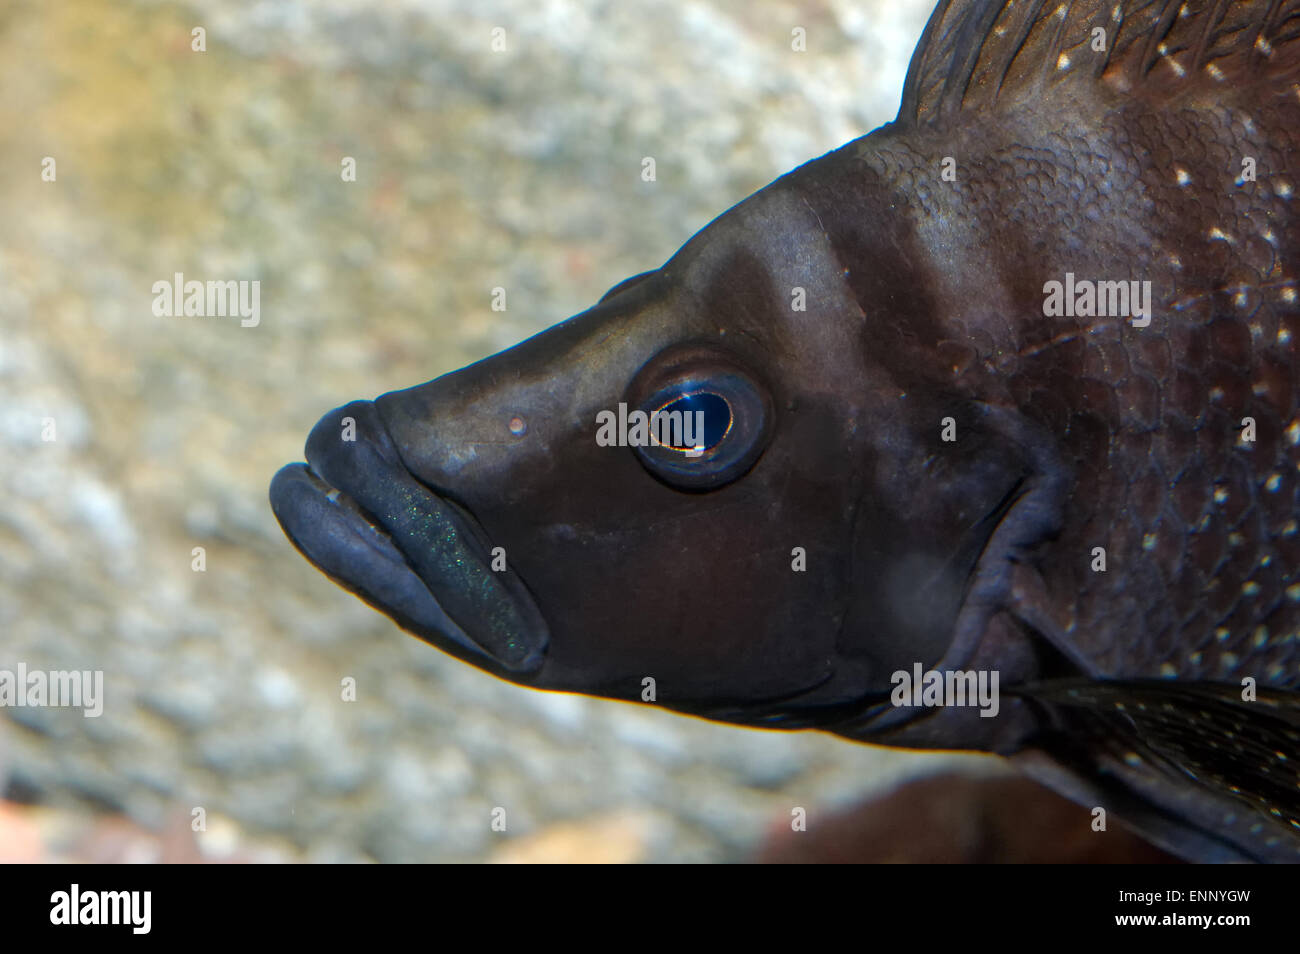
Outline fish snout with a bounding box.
[269,400,549,675]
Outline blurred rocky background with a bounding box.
[0,0,1019,863]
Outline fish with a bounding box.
[270,0,1300,863]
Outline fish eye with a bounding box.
[650,391,732,451]
[625,346,773,491]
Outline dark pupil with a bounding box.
[653,392,731,450]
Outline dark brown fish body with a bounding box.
[871,1,1300,692]
[272,0,1300,862]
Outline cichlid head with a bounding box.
[271,165,1050,740]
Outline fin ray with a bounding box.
[897,0,1300,129]
[1013,679,1300,860]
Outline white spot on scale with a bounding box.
[1281,286,1297,304]
[1255,35,1274,57]
[1208,226,1233,243]
[1278,181,1295,199]
[1056,52,1070,71]
[1266,473,1282,492]
[1175,167,1192,186]
[1286,419,1300,445]
[1205,62,1225,82]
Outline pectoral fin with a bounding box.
[1011,678,1300,862]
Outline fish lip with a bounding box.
[268,461,496,667]
[269,401,549,674]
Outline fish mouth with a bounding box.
[269,400,549,674]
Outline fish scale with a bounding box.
[849,101,1298,692]
[920,92,1296,689]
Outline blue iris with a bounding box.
[655,392,731,450]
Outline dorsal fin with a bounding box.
[897,0,1300,129]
